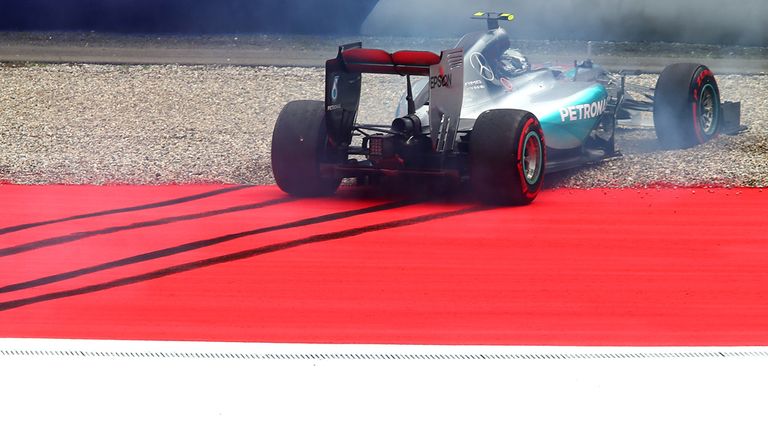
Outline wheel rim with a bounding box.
[698,83,718,136]
[522,131,542,185]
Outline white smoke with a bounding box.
[363,0,768,45]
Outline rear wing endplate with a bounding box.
[325,44,464,156]
[428,48,464,154]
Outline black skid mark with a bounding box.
[0,206,485,312]
[0,185,252,236]
[0,196,295,257]
[0,200,419,295]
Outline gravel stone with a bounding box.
[1,62,766,188]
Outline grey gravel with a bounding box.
[1,62,766,188]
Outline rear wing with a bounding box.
[325,44,464,154]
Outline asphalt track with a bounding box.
[2,35,767,74]
[1,184,766,345]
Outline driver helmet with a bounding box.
[498,48,530,76]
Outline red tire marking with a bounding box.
[692,101,704,143]
[516,117,542,199]
[691,67,716,144]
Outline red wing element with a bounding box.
[341,48,440,76]
[391,50,441,66]
[341,48,394,73]
[392,50,441,75]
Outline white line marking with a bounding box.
[1,339,765,432]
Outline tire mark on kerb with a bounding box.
[0,200,418,294]
[0,197,294,257]
[0,185,251,236]
[0,205,485,312]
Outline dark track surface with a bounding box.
[1,33,766,74]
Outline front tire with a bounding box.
[271,100,342,197]
[470,109,546,205]
[653,63,721,149]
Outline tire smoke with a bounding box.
[363,0,767,46]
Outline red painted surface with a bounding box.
[1,184,767,345]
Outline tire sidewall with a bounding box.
[516,116,545,202]
[690,67,720,143]
[653,63,721,149]
[471,109,546,205]
[271,100,341,196]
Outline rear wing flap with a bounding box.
[325,44,464,154]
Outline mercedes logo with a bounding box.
[469,52,495,81]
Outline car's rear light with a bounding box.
[369,136,384,158]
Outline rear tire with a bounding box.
[271,100,342,197]
[653,63,721,149]
[470,109,546,205]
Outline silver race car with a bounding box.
[271,12,741,205]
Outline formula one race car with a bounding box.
[271,12,742,205]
